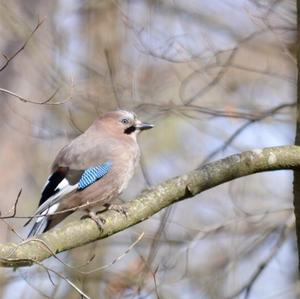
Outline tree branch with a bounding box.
[294,0,300,274]
[0,145,299,268]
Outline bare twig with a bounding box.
[151,266,160,299]
[225,216,294,299]
[0,87,70,105]
[0,188,22,219]
[78,232,144,274]
[104,49,121,109]
[0,18,44,72]
[0,189,23,239]
[67,108,84,134]
[35,262,91,299]
[200,102,296,164]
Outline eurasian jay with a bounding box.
[25,110,154,237]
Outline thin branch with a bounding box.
[78,232,144,274]
[0,188,22,219]
[104,49,121,109]
[200,102,296,164]
[151,266,160,299]
[67,108,84,134]
[179,26,295,104]
[134,100,294,123]
[0,18,44,72]
[225,216,294,299]
[0,87,69,105]
[35,261,91,299]
[0,189,23,239]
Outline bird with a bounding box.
[25,110,154,237]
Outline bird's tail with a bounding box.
[25,185,77,238]
[27,217,50,238]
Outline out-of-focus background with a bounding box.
[0,1,297,298]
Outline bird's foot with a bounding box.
[81,211,106,231]
[104,204,128,217]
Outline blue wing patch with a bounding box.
[78,161,112,190]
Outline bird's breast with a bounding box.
[113,144,140,193]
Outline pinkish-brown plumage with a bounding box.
[26,110,153,236]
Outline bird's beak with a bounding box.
[135,120,154,131]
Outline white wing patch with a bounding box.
[34,184,78,218]
[54,178,70,191]
[36,203,59,223]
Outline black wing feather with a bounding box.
[24,167,68,228]
[39,168,68,206]
[39,172,64,206]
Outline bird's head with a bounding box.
[100,110,154,138]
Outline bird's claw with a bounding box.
[106,204,128,217]
[81,211,106,231]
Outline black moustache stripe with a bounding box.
[124,126,136,134]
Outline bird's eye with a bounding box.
[121,118,129,124]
